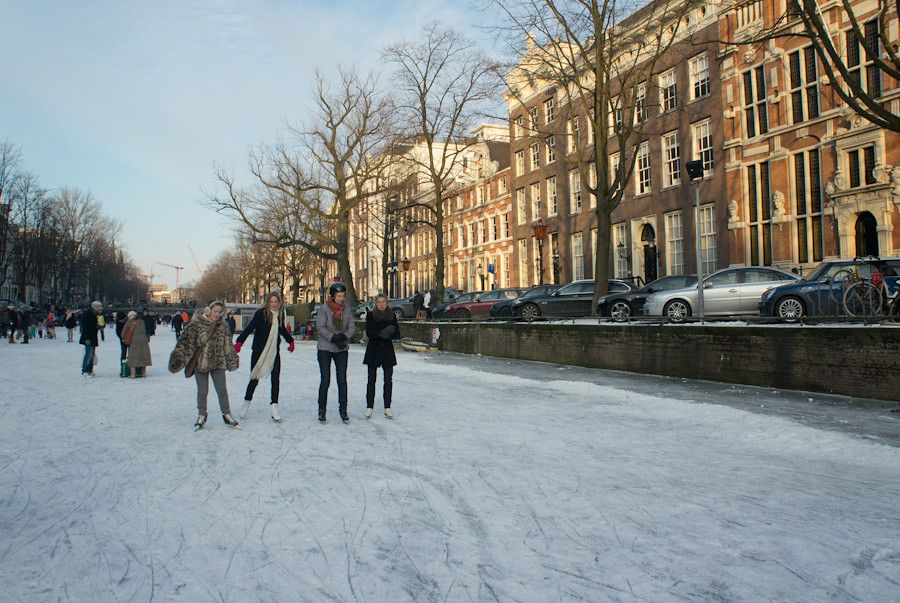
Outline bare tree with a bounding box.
[490,0,701,310]
[208,68,394,307]
[0,141,22,294]
[55,187,103,304]
[383,23,499,300]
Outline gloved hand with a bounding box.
[330,334,347,344]
[233,341,242,353]
[287,341,295,353]
[378,325,395,340]
[335,339,348,351]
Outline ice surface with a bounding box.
[1,330,898,601]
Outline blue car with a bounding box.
[759,257,900,319]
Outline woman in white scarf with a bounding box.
[233,292,294,422]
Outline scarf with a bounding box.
[327,299,344,330]
[251,309,279,380]
[371,306,393,323]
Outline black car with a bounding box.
[510,279,632,319]
[596,275,697,320]
[489,284,562,317]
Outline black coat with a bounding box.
[363,311,400,367]
[236,308,293,359]
[79,310,99,346]
[142,314,156,338]
[65,314,77,329]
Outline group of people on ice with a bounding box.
[166,282,400,429]
[78,302,158,378]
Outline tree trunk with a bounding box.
[591,204,613,315]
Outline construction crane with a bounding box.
[158,262,185,293]
[142,270,157,285]
[188,245,204,276]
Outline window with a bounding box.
[491,215,498,241]
[530,182,541,220]
[848,145,876,188]
[659,69,677,112]
[706,269,740,287]
[847,20,882,98]
[587,107,596,145]
[477,221,485,245]
[569,170,582,213]
[613,223,628,279]
[547,176,558,216]
[692,119,714,174]
[735,0,762,28]
[793,150,823,263]
[499,176,507,194]
[504,212,511,238]
[567,118,580,153]
[699,205,717,274]
[589,165,597,208]
[549,233,559,284]
[476,185,484,205]
[610,153,621,197]
[546,136,556,163]
[468,223,476,248]
[665,212,684,275]
[789,47,819,124]
[689,54,710,99]
[504,252,511,287]
[457,224,465,247]
[518,239,530,286]
[746,161,772,266]
[742,66,768,138]
[610,97,623,135]
[544,98,555,122]
[636,141,651,195]
[515,150,525,176]
[530,107,539,132]
[635,82,648,123]
[571,233,585,281]
[662,131,681,188]
[513,116,524,139]
[516,188,527,225]
[530,143,540,171]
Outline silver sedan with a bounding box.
[642,267,800,321]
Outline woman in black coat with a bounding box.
[363,294,401,418]
[234,292,294,422]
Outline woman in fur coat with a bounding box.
[168,301,240,429]
[234,291,294,422]
[122,310,152,377]
[363,294,400,418]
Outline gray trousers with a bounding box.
[195,369,231,415]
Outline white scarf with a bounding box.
[250,310,279,380]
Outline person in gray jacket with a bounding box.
[316,282,356,423]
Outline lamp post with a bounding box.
[685,159,705,322]
[477,263,486,290]
[531,218,548,285]
[400,257,410,297]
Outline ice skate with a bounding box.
[194,414,208,430]
[223,414,240,428]
[239,399,251,419]
[364,408,373,418]
[340,411,350,424]
[384,408,394,419]
[270,403,282,422]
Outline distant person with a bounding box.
[64,309,77,342]
[234,292,294,423]
[172,312,183,339]
[168,301,240,429]
[363,294,400,419]
[122,310,151,378]
[142,308,156,338]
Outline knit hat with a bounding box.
[91,301,103,309]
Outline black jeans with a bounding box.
[366,364,393,409]
[317,350,348,413]
[120,342,128,362]
[245,352,280,404]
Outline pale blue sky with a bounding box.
[0,0,496,285]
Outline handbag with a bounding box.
[184,346,203,378]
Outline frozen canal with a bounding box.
[1,329,898,602]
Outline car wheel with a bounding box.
[609,301,632,321]
[775,296,805,321]
[663,299,691,322]
[519,303,540,321]
[456,309,471,319]
[498,306,512,317]
[393,308,404,321]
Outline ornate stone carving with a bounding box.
[728,200,739,223]
[773,191,785,215]
[744,48,757,63]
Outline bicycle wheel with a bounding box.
[843,281,883,316]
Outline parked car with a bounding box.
[759,256,900,319]
[391,288,462,319]
[511,280,632,319]
[597,275,698,320]
[433,291,481,318]
[354,300,374,317]
[443,288,528,319]
[490,284,562,317]
[643,267,799,321]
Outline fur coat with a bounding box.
[125,318,152,368]
[168,311,239,374]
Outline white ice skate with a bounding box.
[384,409,394,419]
[270,403,282,422]
[364,408,373,418]
[239,399,251,419]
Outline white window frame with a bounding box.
[635,82,648,123]
[613,223,629,279]
[662,130,681,188]
[636,141,651,195]
[567,118,580,153]
[665,211,684,276]
[698,204,717,275]
[569,170,582,214]
[689,53,710,99]
[659,68,677,112]
[516,188,527,225]
[530,182,542,220]
[571,232,585,281]
[544,98,555,123]
[691,119,714,175]
[515,150,525,176]
[547,176,558,216]
[546,135,556,163]
[530,143,540,171]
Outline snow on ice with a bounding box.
[0,329,898,601]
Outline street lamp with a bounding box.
[532,218,548,285]
[477,263,486,290]
[400,257,410,298]
[685,159,706,322]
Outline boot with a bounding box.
[222,414,240,428]
[239,399,251,419]
[364,408,373,418]
[318,407,326,423]
[120,362,129,378]
[384,408,394,419]
[194,413,208,429]
[340,409,350,423]
[270,403,281,422]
